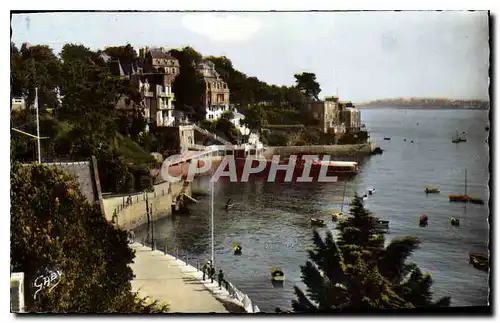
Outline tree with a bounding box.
[291,195,450,312]
[10,163,168,312]
[170,47,206,122]
[241,105,266,132]
[60,43,105,66]
[294,72,321,101]
[18,44,61,110]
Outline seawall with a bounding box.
[102,180,194,231]
[262,142,375,158]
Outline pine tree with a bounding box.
[291,195,450,312]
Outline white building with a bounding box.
[139,78,176,127]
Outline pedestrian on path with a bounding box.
[217,269,224,290]
[202,262,208,280]
[127,230,135,243]
[210,266,216,283]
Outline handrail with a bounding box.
[191,124,232,146]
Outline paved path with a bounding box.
[129,243,230,313]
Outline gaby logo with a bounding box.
[160,154,351,183]
[32,267,63,300]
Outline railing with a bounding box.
[110,187,172,224]
[191,124,232,146]
[131,235,260,313]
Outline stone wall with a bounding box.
[262,143,375,158]
[102,180,192,230]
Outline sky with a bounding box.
[10,11,490,102]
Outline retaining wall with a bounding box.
[102,181,192,231]
[262,142,375,158]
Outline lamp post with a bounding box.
[210,162,215,265]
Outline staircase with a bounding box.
[191,124,231,146]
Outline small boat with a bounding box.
[310,217,325,226]
[404,139,407,142]
[450,217,460,226]
[469,197,485,205]
[469,252,488,272]
[271,267,285,283]
[225,203,234,211]
[449,194,469,202]
[450,170,470,203]
[425,186,440,194]
[419,213,428,227]
[233,243,242,255]
[485,126,490,131]
[410,140,414,143]
[371,147,384,155]
[332,212,346,221]
[374,219,389,232]
[452,131,467,143]
[333,182,349,221]
[367,187,376,195]
[383,137,391,140]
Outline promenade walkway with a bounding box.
[130,243,231,313]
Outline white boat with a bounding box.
[367,187,376,195]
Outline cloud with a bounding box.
[181,14,261,42]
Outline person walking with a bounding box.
[217,269,224,290]
[210,265,216,283]
[202,262,208,280]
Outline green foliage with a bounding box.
[170,47,206,122]
[240,105,266,132]
[291,195,451,312]
[199,117,241,144]
[10,163,167,312]
[11,42,153,194]
[262,131,289,146]
[294,72,321,101]
[12,43,61,110]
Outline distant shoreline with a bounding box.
[357,105,489,110]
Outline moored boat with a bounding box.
[271,267,285,282]
[310,217,325,226]
[449,194,470,202]
[425,186,440,194]
[367,187,376,195]
[332,212,345,221]
[469,252,488,272]
[452,131,467,143]
[383,137,391,140]
[419,213,428,227]
[233,242,242,255]
[450,170,469,203]
[450,217,460,226]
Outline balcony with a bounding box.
[158,92,175,99]
[158,103,173,111]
